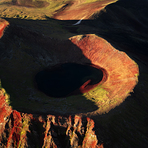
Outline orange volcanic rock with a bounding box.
[70,34,139,108]
[0,19,9,38]
[53,0,117,20]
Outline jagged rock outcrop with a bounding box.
[0,87,103,148]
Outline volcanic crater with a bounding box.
[35,62,107,98]
[0,21,138,116]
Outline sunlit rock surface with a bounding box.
[53,0,117,20]
[70,34,139,114]
[0,18,138,115]
[0,19,9,38]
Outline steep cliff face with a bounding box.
[0,88,103,148]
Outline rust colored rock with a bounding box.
[0,104,103,147]
[70,34,139,107]
[0,88,12,146]
[53,0,117,20]
[79,64,108,94]
[0,19,9,38]
[0,88,12,124]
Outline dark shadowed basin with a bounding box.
[35,63,103,97]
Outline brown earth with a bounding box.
[77,64,108,94]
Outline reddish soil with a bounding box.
[53,0,117,20]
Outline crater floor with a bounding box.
[35,63,104,97]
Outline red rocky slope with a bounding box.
[70,34,139,114]
[0,19,9,38]
[53,0,117,20]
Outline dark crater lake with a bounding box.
[35,63,103,97]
